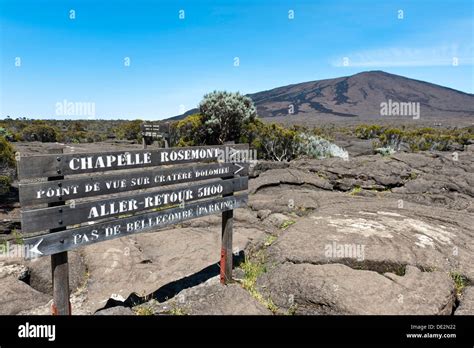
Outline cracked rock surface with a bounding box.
[1,150,472,315]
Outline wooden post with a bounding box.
[142,137,147,149]
[48,148,71,315]
[220,195,233,284]
[220,140,235,284]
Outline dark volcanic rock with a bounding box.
[0,263,51,315]
[249,168,332,194]
[26,250,86,295]
[455,287,474,315]
[257,263,455,315]
[250,160,290,177]
[135,277,271,315]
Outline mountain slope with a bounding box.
[168,71,474,122]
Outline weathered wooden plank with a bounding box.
[21,177,248,233]
[17,144,249,179]
[19,162,249,206]
[23,194,248,258]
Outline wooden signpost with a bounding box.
[141,122,170,148]
[17,144,249,315]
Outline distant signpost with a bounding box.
[17,144,249,315]
[141,122,170,148]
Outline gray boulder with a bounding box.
[257,263,455,315]
[0,277,51,315]
[136,277,272,315]
[455,287,474,315]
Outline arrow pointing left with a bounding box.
[29,238,44,257]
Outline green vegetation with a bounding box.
[354,124,473,152]
[2,104,472,156]
[253,122,300,161]
[22,122,59,142]
[0,135,15,195]
[450,271,469,296]
[170,114,205,146]
[0,118,144,143]
[199,91,257,144]
[0,127,16,141]
[134,306,154,316]
[264,235,277,247]
[355,124,384,139]
[349,186,362,195]
[166,306,187,315]
[115,119,143,141]
[12,230,24,245]
[375,146,396,156]
[0,136,15,168]
[171,94,347,161]
[240,250,278,313]
[0,175,11,195]
[279,220,296,230]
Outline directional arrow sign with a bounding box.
[28,238,43,257]
[235,163,244,174]
[228,147,240,159]
[23,194,248,259]
[19,162,249,206]
[21,177,248,233]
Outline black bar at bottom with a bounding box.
[0,315,472,346]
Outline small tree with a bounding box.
[171,114,205,147]
[0,136,15,194]
[0,136,15,169]
[116,120,143,141]
[22,124,59,142]
[199,91,257,144]
[258,123,299,161]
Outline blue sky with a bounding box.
[1,0,473,119]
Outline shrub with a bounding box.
[170,114,205,147]
[115,120,143,141]
[378,128,404,150]
[199,91,257,144]
[355,124,383,139]
[375,146,396,156]
[0,136,15,168]
[257,123,299,161]
[60,130,106,143]
[0,175,11,195]
[22,124,59,142]
[0,137,15,194]
[0,127,16,141]
[297,133,349,160]
[239,118,271,155]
